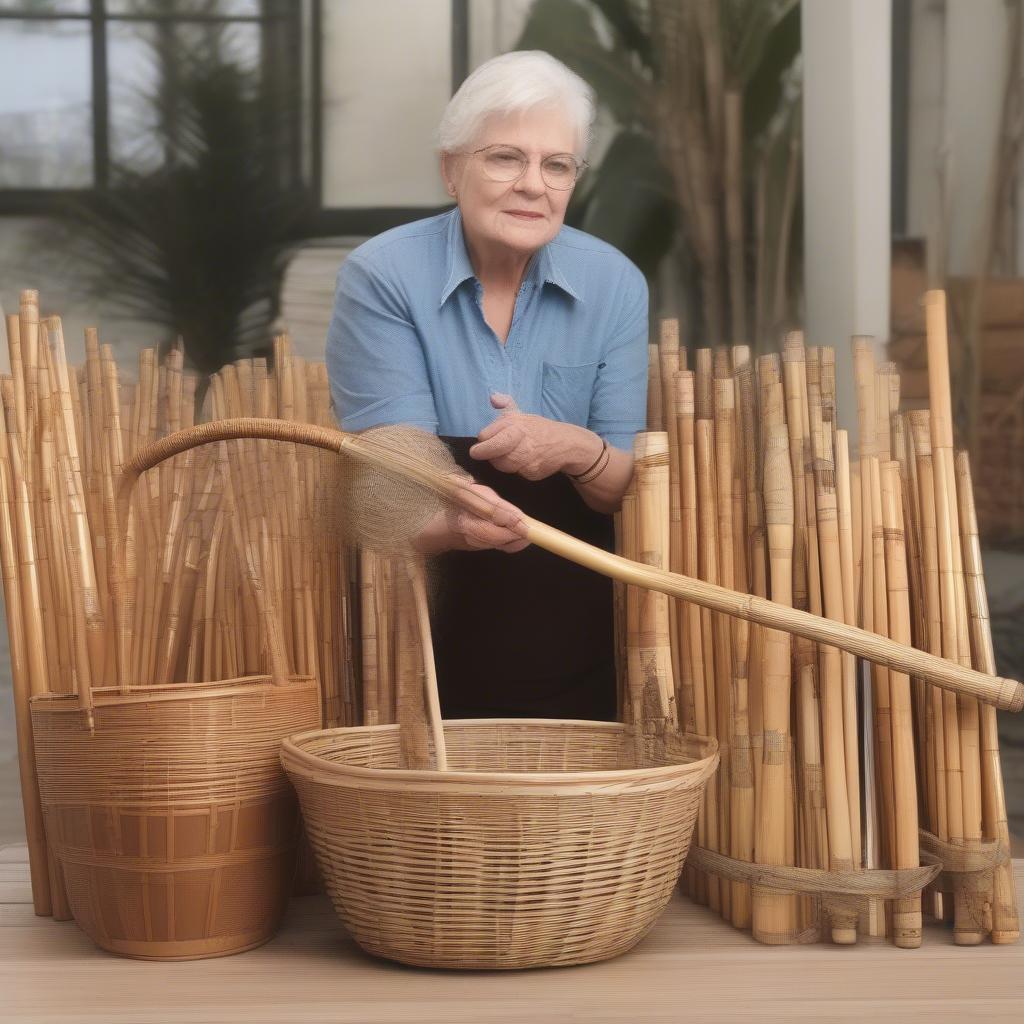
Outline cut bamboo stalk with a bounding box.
[621,485,643,735]
[676,370,709,904]
[923,290,974,943]
[672,371,699,736]
[810,381,856,943]
[753,421,797,944]
[835,430,862,871]
[405,556,447,770]
[735,356,764,806]
[647,343,663,432]
[909,410,949,874]
[870,454,896,881]
[853,339,884,940]
[881,460,923,948]
[660,320,684,699]
[694,363,722,913]
[634,432,677,729]
[0,441,52,915]
[715,377,751,927]
[359,548,381,725]
[954,451,1020,943]
[782,335,827,880]
[696,412,729,919]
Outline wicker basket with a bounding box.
[26,424,323,960]
[31,676,320,960]
[281,720,718,970]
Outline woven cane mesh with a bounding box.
[282,722,718,969]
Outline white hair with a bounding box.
[438,51,595,156]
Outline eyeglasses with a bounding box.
[468,145,586,191]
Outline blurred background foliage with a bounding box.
[42,12,313,375]
[517,0,802,349]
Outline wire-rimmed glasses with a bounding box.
[469,145,587,191]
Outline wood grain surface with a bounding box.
[3,844,1022,1023]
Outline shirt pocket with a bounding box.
[541,360,601,427]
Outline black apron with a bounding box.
[429,437,617,721]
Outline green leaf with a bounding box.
[515,0,654,127]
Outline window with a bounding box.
[0,0,307,212]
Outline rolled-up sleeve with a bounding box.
[587,265,649,451]
[325,255,439,433]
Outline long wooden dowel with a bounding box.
[521,518,1023,711]
[121,418,1024,713]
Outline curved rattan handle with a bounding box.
[105,418,348,705]
[115,419,1024,714]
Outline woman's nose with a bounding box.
[514,158,547,197]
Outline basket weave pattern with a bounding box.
[282,720,718,969]
[31,676,320,960]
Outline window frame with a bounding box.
[0,0,304,214]
[0,0,472,238]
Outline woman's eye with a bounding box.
[545,159,574,177]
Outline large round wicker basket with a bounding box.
[31,675,321,960]
[281,719,718,970]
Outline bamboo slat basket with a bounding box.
[31,675,319,960]
[281,721,718,970]
[28,432,322,961]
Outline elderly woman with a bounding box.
[326,51,648,721]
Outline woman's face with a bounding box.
[444,106,579,259]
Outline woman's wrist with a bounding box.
[562,426,606,477]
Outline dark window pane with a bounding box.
[107,21,163,172]
[0,19,92,186]
[108,19,261,172]
[0,2,88,12]
[106,0,262,15]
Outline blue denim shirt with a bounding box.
[325,207,649,452]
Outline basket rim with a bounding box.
[281,719,720,789]
[30,674,318,710]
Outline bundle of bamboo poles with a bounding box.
[0,291,363,918]
[629,294,1019,947]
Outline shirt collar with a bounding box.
[439,207,582,308]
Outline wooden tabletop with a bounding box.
[3,843,1023,1023]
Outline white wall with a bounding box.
[320,0,453,208]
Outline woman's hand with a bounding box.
[412,481,530,555]
[468,393,603,480]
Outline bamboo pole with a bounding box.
[715,376,752,927]
[810,378,856,942]
[835,430,862,871]
[676,370,709,905]
[954,451,1020,943]
[0,432,52,915]
[881,461,923,948]
[634,432,677,729]
[752,421,797,944]
[923,290,974,943]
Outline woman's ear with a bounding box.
[440,152,458,198]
